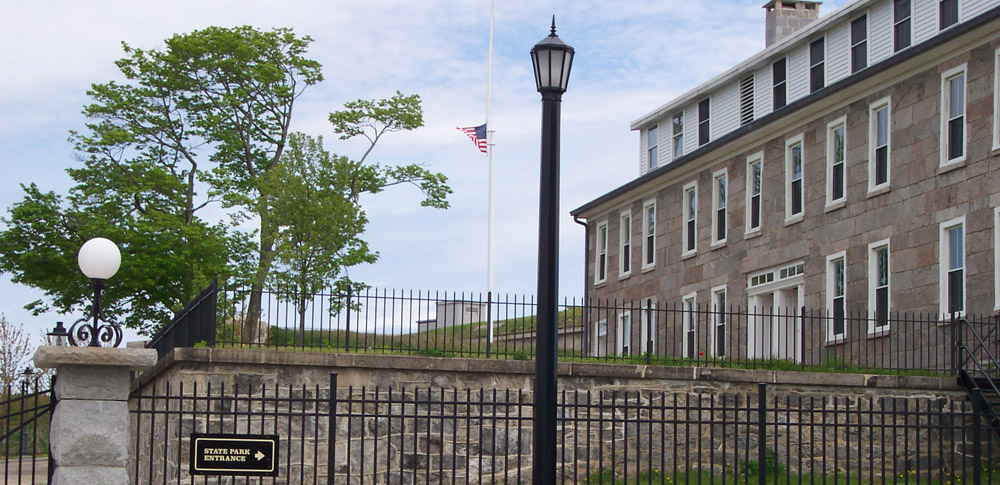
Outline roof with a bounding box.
[571,4,1000,218]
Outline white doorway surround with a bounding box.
[747,262,804,362]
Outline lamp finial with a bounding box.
[550,16,556,36]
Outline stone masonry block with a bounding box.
[54,365,131,401]
[51,400,129,467]
[52,466,128,485]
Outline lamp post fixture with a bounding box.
[70,237,123,348]
[529,17,574,485]
[47,321,70,347]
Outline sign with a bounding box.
[190,433,279,476]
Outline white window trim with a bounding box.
[939,63,967,170]
[710,285,727,357]
[595,221,608,285]
[850,12,871,73]
[619,210,632,279]
[617,312,632,356]
[647,124,659,171]
[682,181,698,258]
[698,97,712,146]
[868,97,892,196]
[826,251,848,343]
[642,200,656,271]
[939,216,966,318]
[868,238,891,336]
[682,292,697,359]
[995,207,1000,312]
[640,298,656,355]
[711,168,728,248]
[785,134,805,224]
[745,152,764,237]
[993,48,1000,151]
[825,116,848,210]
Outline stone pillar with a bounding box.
[33,346,156,485]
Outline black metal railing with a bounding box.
[334,380,995,483]
[147,283,999,374]
[146,276,218,359]
[129,375,332,484]
[0,379,53,484]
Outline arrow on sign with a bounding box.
[255,451,265,461]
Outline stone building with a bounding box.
[570,0,1000,361]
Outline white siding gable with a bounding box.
[964,0,993,18]
[712,81,740,139]
[870,0,893,64]
[913,0,937,44]
[657,122,668,168]
[826,22,851,84]
[754,65,773,120]
[787,43,810,102]
[683,103,698,155]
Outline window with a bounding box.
[647,125,659,170]
[682,293,697,359]
[869,98,891,192]
[894,0,912,51]
[712,286,727,357]
[595,222,608,284]
[640,299,656,355]
[746,154,763,234]
[785,135,804,221]
[941,65,966,166]
[810,38,825,93]
[939,0,958,29]
[617,312,632,356]
[683,182,698,256]
[827,252,847,341]
[740,74,755,126]
[995,207,1000,311]
[851,15,868,72]
[619,212,632,277]
[698,98,710,146]
[672,113,684,158]
[826,117,847,207]
[642,201,656,269]
[773,58,787,110]
[869,239,891,333]
[940,217,965,316]
[994,49,1000,150]
[712,169,728,246]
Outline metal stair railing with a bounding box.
[955,317,1000,431]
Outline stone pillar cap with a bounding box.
[34,346,156,371]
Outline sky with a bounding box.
[0,0,850,347]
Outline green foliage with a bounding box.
[512,350,531,361]
[743,448,785,478]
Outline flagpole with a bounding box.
[486,0,496,355]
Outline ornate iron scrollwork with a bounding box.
[68,316,123,348]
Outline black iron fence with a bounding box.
[148,283,999,374]
[0,379,53,485]
[129,374,998,484]
[130,375,332,484]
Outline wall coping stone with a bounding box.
[35,346,156,370]
[137,347,960,394]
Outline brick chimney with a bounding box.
[764,0,822,47]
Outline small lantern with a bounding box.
[530,17,575,94]
[47,321,69,347]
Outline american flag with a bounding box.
[457,123,488,154]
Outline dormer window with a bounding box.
[647,125,659,170]
[810,38,825,92]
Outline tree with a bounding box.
[0,27,450,338]
[0,315,32,395]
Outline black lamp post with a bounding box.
[70,237,124,348]
[529,17,574,485]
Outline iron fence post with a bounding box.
[973,389,982,485]
[486,291,492,359]
[345,286,352,353]
[758,382,767,485]
[329,372,338,485]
